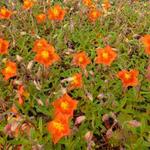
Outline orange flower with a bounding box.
[10,105,18,114]
[102,0,111,10]
[17,85,29,105]
[0,7,12,19]
[18,96,24,106]
[36,13,46,24]
[69,73,83,89]
[141,35,150,47]
[95,45,117,66]
[18,85,25,105]
[82,0,92,7]
[145,46,150,55]
[141,34,150,54]
[22,0,34,10]
[32,38,49,52]
[52,93,78,118]
[1,61,17,80]
[47,113,70,144]
[0,38,9,54]
[34,47,60,67]
[117,69,139,88]
[48,4,66,21]
[18,85,24,95]
[72,51,91,69]
[88,8,101,22]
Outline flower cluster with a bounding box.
[35,4,66,24]
[47,94,78,144]
[22,0,34,10]
[33,38,60,67]
[82,0,111,22]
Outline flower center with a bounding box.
[38,14,44,19]
[125,73,131,79]
[5,66,13,73]
[72,76,78,84]
[78,57,83,63]
[41,50,49,58]
[102,52,108,59]
[61,101,69,110]
[53,121,64,131]
[24,1,30,6]
[53,9,59,16]
[85,0,90,5]
[37,42,42,47]
[92,11,98,18]
[1,8,6,15]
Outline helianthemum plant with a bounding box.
[72,51,91,69]
[33,40,60,67]
[0,0,149,149]
[47,113,71,144]
[1,61,17,80]
[52,93,78,118]
[117,69,139,88]
[95,45,117,66]
[48,4,66,21]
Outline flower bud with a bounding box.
[75,116,86,125]
[84,131,93,142]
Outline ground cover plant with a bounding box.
[0,0,150,149]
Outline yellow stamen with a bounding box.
[125,73,131,79]
[38,15,43,19]
[53,121,64,131]
[72,76,78,84]
[5,66,13,73]
[61,101,69,110]
[41,50,49,58]
[24,1,30,5]
[1,8,6,15]
[92,11,97,17]
[53,9,59,16]
[78,57,83,63]
[37,43,42,47]
[102,52,108,59]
